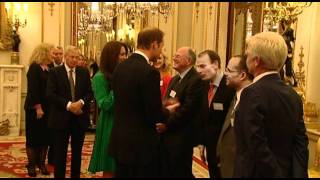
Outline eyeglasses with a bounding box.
[225,67,239,73]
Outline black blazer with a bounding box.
[24,63,49,112]
[46,65,92,130]
[163,67,206,148]
[109,53,169,165]
[234,73,308,178]
[204,76,235,148]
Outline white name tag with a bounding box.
[169,90,176,98]
[213,103,224,111]
[160,80,163,86]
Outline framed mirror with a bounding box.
[0,3,13,51]
[226,2,263,62]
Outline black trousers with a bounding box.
[165,146,194,178]
[115,160,160,178]
[207,144,221,178]
[53,122,85,178]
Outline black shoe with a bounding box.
[27,164,37,177]
[38,165,50,175]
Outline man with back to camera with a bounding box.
[233,32,309,178]
[110,27,179,178]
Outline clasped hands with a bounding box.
[156,98,180,134]
[68,100,84,115]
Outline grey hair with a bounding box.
[188,48,197,65]
[64,45,80,55]
[246,32,288,71]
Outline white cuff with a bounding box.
[66,101,72,111]
[79,99,85,105]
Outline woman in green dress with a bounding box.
[88,41,128,177]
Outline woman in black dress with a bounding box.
[24,43,54,177]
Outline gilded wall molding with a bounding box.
[48,2,55,16]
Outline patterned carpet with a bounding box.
[0,134,209,178]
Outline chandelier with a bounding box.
[103,2,173,22]
[77,2,173,46]
[263,2,312,25]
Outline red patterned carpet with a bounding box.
[0,134,209,178]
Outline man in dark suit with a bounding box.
[195,50,235,178]
[47,45,64,166]
[216,55,253,177]
[110,28,178,178]
[48,46,64,68]
[234,32,309,178]
[46,45,92,178]
[155,47,206,177]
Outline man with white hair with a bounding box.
[47,45,92,178]
[233,32,308,178]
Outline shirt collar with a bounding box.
[211,71,223,87]
[179,66,193,80]
[64,63,75,73]
[54,62,63,67]
[134,50,150,64]
[253,71,278,84]
[236,83,251,104]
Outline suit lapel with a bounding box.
[165,75,180,99]
[75,67,80,99]
[220,96,236,136]
[165,68,196,99]
[217,95,236,152]
[60,66,70,90]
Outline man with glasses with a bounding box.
[233,32,308,178]
[216,55,253,177]
[195,50,235,178]
[157,47,206,177]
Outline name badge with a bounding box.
[160,80,163,87]
[169,90,176,98]
[213,103,224,111]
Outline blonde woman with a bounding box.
[153,53,172,100]
[24,43,54,177]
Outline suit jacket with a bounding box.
[234,73,308,178]
[204,76,235,151]
[216,96,237,177]
[163,67,206,149]
[48,62,63,69]
[109,53,169,165]
[46,65,92,130]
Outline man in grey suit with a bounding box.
[216,55,252,177]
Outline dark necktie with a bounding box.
[69,69,75,102]
[231,95,238,127]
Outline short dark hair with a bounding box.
[233,55,254,80]
[198,50,221,68]
[137,27,164,50]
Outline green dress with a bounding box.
[88,71,115,173]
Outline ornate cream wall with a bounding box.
[147,2,229,70]
[0,2,68,134]
[295,3,320,108]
